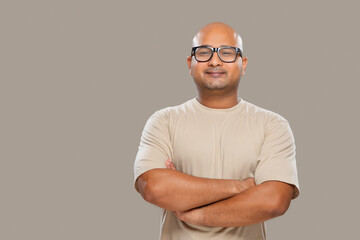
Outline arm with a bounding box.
[136,159,255,212]
[174,180,295,227]
[173,116,299,226]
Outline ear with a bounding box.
[186,56,192,75]
[241,56,248,76]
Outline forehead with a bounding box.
[193,29,239,48]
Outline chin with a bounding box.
[204,84,228,90]
[204,80,228,90]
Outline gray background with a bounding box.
[1,0,359,239]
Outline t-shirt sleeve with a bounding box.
[254,114,300,199]
[133,110,173,184]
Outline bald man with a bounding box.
[134,22,299,240]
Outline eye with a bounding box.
[220,49,236,56]
[196,48,211,56]
[198,51,210,55]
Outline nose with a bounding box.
[208,50,223,67]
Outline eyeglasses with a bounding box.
[191,46,242,63]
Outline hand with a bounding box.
[235,177,255,193]
[165,158,176,170]
[173,207,205,226]
[242,177,255,188]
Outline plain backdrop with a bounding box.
[1,0,359,239]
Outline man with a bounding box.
[134,22,299,240]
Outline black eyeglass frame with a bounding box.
[191,46,243,63]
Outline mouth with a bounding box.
[205,71,226,77]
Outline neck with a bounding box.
[196,93,240,109]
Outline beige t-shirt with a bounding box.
[134,97,299,240]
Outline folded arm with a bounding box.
[135,159,255,211]
[174,180,295,227]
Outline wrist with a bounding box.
[233,180,243,194]
[236,177,255,193]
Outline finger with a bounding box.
[169,162,176,170]
[173,211,181,219]
[165,159,171,169]
[165,159,172,169]
[169,161,176,170]
[166,159,176,170]
[165,159,171,168]
[173,211,185,221]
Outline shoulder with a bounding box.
[150,99,196,118]
[241,99,289,124]
[146,99,195,123]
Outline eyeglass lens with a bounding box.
[195,47,237,62]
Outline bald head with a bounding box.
[192,22,243,53]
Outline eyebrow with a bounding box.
[200,44,234,47]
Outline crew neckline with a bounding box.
[192,97,245,112]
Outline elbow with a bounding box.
[143,182,163,204]
[267,197,290,218]
[136,170,185,211]
[137,174,164,205]
[269,204,288,218]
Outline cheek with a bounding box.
[191,65,204,78]
[227,66,241,79]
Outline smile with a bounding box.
[206,72,226,77]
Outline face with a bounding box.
[187,27,248,94]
